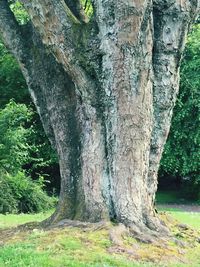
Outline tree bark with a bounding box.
[0,0,199,235]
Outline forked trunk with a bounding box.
[46,4,161,229]
[0,0,198,235]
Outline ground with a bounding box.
[0,204,200,267]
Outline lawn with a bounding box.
[0,210,53,229]
[156,190,200,230]
[158,208,200,230]
[0,209,200,267]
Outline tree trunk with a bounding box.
[0,0,198,236]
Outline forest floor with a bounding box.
[0,208,200,267]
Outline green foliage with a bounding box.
[0,42,29,108]
[0,32,58,213]
[26,115,58,176]
[9,0,29,25]
[160,25,200,199]
[0,101,57,213]
[0,101,32,174]
[0,39,59,193]
[0,171,56,214]
[81,0,93,18]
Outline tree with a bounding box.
[0,0,199,238]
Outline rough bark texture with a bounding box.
[0,0,199,234]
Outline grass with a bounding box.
[0,208,200,267]
[156,190,200,230]
[0,210,53,229]
[158,208,200,230]
[0,227,151,267]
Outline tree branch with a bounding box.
[148,0,200,197]
[0,1,57,148]
[20,0,96,97]
[0,0,27,61]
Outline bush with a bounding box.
[0,171,57,214]
[0,101,57,213]
[0,100,33,174]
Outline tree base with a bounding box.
[41,209,170,245]
[1,212,199,266]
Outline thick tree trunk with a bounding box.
[0,0,199,236]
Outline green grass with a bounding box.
[0,227,153,267]
[0,243,53,267]
[158,208,200,230]
[0,210,53,229]
[0,209,200,267]
[156,190,200,230]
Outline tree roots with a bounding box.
[1,212,199,265]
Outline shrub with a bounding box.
[0,100,32,174]
[0,101,57,213]
[0,171,57,214]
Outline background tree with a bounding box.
[0,0,199,239]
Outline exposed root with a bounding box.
[129,225,157,244]
[108,224,141,259]
[43,214,170,246]
[109,223,129,246]
[160,212,200,245]
[109,221,167,248]
[45,219,111,231]
[0,212,199,266]
[124,215,170,245]
[145,215,170,236]
[40,209,70,228]
[106,217,200,264]
[0,221,41,246]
